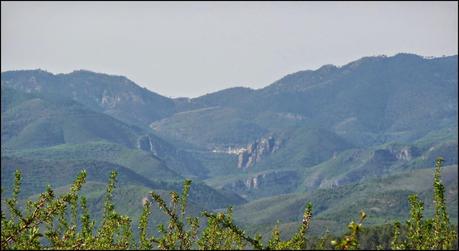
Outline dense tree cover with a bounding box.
[1,158,457,250]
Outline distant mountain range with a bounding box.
[1,53,457,235]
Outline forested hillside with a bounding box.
[1,159,456,249]
[1,53,458,248]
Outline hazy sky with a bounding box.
[2,1,458,98]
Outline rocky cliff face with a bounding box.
[371,145,420,163]
[237,136,281,169]
[1,70,176,127]
[392,146,419,161]
[222,170,299,199]
[335,146,421,186]
[137,134,208,178]
[137,135,158,156]
[304,145,424,191]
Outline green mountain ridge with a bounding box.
[153,53,457,149]
[233,165,458,237]
[1,156,245,210]
[1,69,176,128]
[1,53,457,239]
[1,86,208,178]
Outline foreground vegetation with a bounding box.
[1,158,457,250]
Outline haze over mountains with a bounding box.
[1,53,458,235]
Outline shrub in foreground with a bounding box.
[1,157,456,250]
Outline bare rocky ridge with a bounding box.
[237,136,281,169]
[222,170,299,199]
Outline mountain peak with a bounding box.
[1,69,54,78]
[66,69,130,81]
[316,64,339,73]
